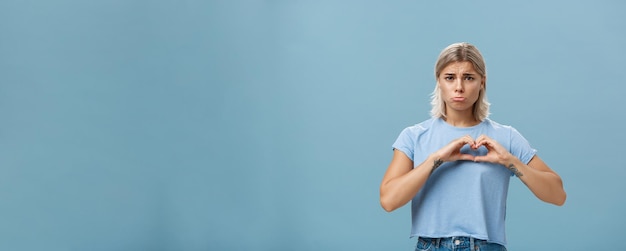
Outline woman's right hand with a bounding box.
[433,135,476,163]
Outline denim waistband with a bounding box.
[418,236,492,250]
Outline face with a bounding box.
[437,61,485,115]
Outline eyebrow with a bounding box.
[443,73,477,76]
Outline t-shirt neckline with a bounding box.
[437,117,487,131]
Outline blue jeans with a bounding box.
[415,237,507,251]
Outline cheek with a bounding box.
[439,84,454,95]
[471,89,483,101]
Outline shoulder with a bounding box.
[482,118,530,142]
[399,117,437,136]
[482,118,516,133]
[392,118,438,160]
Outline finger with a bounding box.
[475,134,484,142]
[473,156,485,162]
[473,155,494,163]
[478,134,491,140]
[472,139,486,149]
[459,135,474,144]
[453,136,473,149]
[458,154,475,161]
[471,139,481,149]
[482,138,505,152]
[475,139,490,148]
[475,136,495,149]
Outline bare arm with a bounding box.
[380,135,476,212]
[473,135,566,206]
[379,150,438,212]
[504,155,566,206]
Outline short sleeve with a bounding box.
[509,127,537,164]
[392,127,416,161]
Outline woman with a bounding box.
[379,42,566,251]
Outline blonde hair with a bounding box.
[430,42,490,121]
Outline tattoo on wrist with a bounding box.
[507,163,524,177]
[431,159,443,174]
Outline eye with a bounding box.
[444,76,454,81]
[464,76,475,81]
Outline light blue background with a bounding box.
[1,1,624,250]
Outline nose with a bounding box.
[454,79,464,93]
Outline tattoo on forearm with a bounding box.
[507,163,524,177]
[431,159,443,174]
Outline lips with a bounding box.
[452,97,466,102]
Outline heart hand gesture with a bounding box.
[434,135,512,165]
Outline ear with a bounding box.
[482,76,487,89]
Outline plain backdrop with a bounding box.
[1,0,625,250]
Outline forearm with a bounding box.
[380,155,441,212]
[506,157,566,206]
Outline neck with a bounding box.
[443,110,479,127]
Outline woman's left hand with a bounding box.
[471,134,513,165]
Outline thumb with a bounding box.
[473,155,492,163]
[458,154,476,161]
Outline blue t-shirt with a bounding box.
[392,117,536,246]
